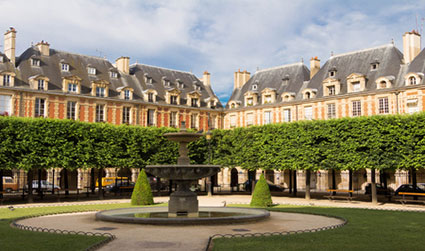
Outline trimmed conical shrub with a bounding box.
[250,173,272,207]
[131,169,154,205]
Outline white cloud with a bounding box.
[0,0,424,104]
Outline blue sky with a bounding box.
[1,0,425,105]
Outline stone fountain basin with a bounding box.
[164,132,202,143]
[145,165,221,180]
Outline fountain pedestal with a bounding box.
[168,181,198,217]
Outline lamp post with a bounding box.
[206,130,212,197]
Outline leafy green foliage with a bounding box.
[131,169,153,205]
[250,174,272,207]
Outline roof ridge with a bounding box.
[51,48,110,61]
[255,62,304,74]
[131,63,195,76]
[330,44,394,59]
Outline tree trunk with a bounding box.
[0,169,3,199]
[38,169,43,199]
[64,168,69,196]
[51,169,55,195]
[169,180,172,196]
[27,169,34,203]
[305,169,311,200]
[332,169,336,195]
[349,170,353,197]
[292,170,297,197]
[98,168,104,199]
[371,169,378,204]
[90,168,95,194]
[207,176,212,197]
[288,170,292,194]
[412,168,417,200]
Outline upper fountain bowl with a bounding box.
[164,132,202,143]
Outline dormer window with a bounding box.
[3,74,11,87]
[231,103,236,108]
[96,86,105,97]
[378,81,387,89]
[88,67,96,75]
[148,93,154,102]
[329,71,336,77]
[31,58,41,67]
[110,71,118,79]
[305,92,311,99]
[124,89,131,100]
[61,63,69,72]
[0,56,3,62]
[68,83,78,93]
[252,84,257,91]
[193,84,201,91]
[247,97,254,106]
[352,82,360,92]
[264,95,272,103]
[409,76,417,85]
[38,79,45,90]
[191,98,198,107]
[327,85,336,95]
[144,74,153,84]
[163,77,170,87]
[170,95,178,105]
[371,63,379,71]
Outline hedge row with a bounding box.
[211,112,425,171]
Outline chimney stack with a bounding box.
[202,70,211,87]
[36,40,50,56]
[4,27,16,64]
[234,69,250,89]
[115,56,130,74]
[403,30,421,64]
[310,57,320,78]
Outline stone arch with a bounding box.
[265,170,275,183]
[118,168,132,180]
[34,169,47,181]
[60,169,78,190]
[230,168,238,189]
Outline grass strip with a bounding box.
[213,205,425,251]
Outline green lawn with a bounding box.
[213,206,425,251]
[0,203,160,251]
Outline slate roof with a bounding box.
[226,63,310,108]
[406,47,425,79]
[9,46,221,108]
[0,52,17,74]
[306,44,404,97]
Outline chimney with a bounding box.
[233,69,250,89]
[403,30,421,64]
[4,27,17,64]
[115,56,130,74]
[202,70,211,86]
[310,57,320,78]
[36,40,50,56]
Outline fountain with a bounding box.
[96,122,270,225]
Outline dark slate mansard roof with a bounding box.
[306,44,404,98]
[13,46,222,108]
[226,63,310,108]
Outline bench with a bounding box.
[396,192,425,205]
[324,189,356,201]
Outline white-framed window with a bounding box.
[88,67,96,75]
[61,63,69,72]
[96,87,105,97]
[147,109,155,126]
[68,83,78,93]
[378,81,387,89]
[378,97,389,114]
[327,85,336,96]
[264,95,272,103]
[264,111,272,125]
[283,109,291,122]
[170,111,178,128]
[252,84,257,90]
[329,71,336,77]
[304,106,313,120]
[38,79,45,90]
[352,82,360,92]
[407,101,419,114]
[327,103,336,119]
[122,107,131,124]
[124,89,131,100]
[304,92,311,99]
[190,113,198,129]
[3,75,11,86]
[170,95,178,105]
[95,104,105,122]
[110,71,118,79]
[230,115,236,128]
[210,115,217,129]
[409,76,417,85]
[191,98,198,107]
[34,98,45,117]
[67,101,76,120]
[371,63,379,71]
[246,113,254,126]
[352,100,361,117]
[0,95,12,115]
[247,97,254,106]
[148,93,154,102]
[31,58,40,66]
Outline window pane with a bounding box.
[0,95,11,115]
